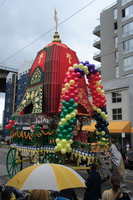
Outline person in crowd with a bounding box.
[28,190,50,200]
[102,174,130,200]
[109,138,126,182]
[52,188,78,200]
[126,142,130,152]
[83,163,101,200]
[126,147,133,171]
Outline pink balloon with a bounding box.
[70,93,75,98]
[64,95,70,101]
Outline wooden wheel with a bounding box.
[41,153,63,165]
[6,148,22,178]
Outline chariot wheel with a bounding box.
[41,153,63,165]
[6,148,22,178]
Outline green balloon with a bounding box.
[62,100,66,106]
[68,107,73,113]
[65,123,69,129]
[69,99,75,105]
[59,125,64,131]
[62,130,67,135]
[66,134,71,140]
[73,103,78,109]
[65,102,70,108]
[63,109,68,115]
[68,127,73,133]
[58,134,63,139]
[11,116,15,120]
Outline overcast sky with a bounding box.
[0,0,116,124]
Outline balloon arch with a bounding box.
[55,61,109,154]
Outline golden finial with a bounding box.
[52,8,61,43]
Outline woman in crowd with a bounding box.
[102,174,130,200]
[28,190,50,200]
[109,138,126,182]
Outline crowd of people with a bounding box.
[0,138,132,200]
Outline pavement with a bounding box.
[0,145,133,199]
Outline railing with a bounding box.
[94,38,100,43]
[93,25,100,32]
[101,1,117,13]
[94,51,101,57]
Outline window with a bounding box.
[112,91,122,103]
[6,107,9,112]
[115,36,118,48]
[7,98,10,103]
[114,22,118,34]
[112,108,122,120]
[115,66,119,78]
[122,21,133,37]
[123,56,133,71]
[18,83,22,90]
[122,0,132,6]
[123,38,133,54]
[122,5,133,21]
[114,8,117,19]
[115,51,119,63]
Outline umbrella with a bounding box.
[5,163,86,191]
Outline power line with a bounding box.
[0,0,95,65]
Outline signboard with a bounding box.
[122,132,125,138]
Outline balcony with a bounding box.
[93,25,100,37]
[93,38,101,49]
[93,51,101,62]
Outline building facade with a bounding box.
[93,0,133,149]
[3,60,33,138]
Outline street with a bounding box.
[0,146,133,199]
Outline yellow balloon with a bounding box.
[96,87,101,92]
[68,67,73,71]
[69,80,75,85]
[73,64,78,68]
[66,114,71,120]
[67,147,72,153]
[69,139,73,144]
[65,83,70,89]
[74,109,78,114]
[61,148,66,154]
[70,112,76,118]
[101,131,105,136]
[96,81,100,86]
[79,63,83,69]
[61,118,67,124]
[56,138,60,144]
[61,139,67,145]
[97,108,101,113]
[54,146,59,152]
[65,143,70,150]
[100,90,105,95]
[62,88,66,93]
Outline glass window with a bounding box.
[115,66,119,78]
[122,21,133,37]
[115,36,118,48]
[123,38,133,54]
[115,51,119,63]
[114,8,117,19]
[123,56,133,71]
[122,5,133,21]
[112,108,122,120]
[112,91,122,103]
[122,0,132,6]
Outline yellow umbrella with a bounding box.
[5,163,86,191]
